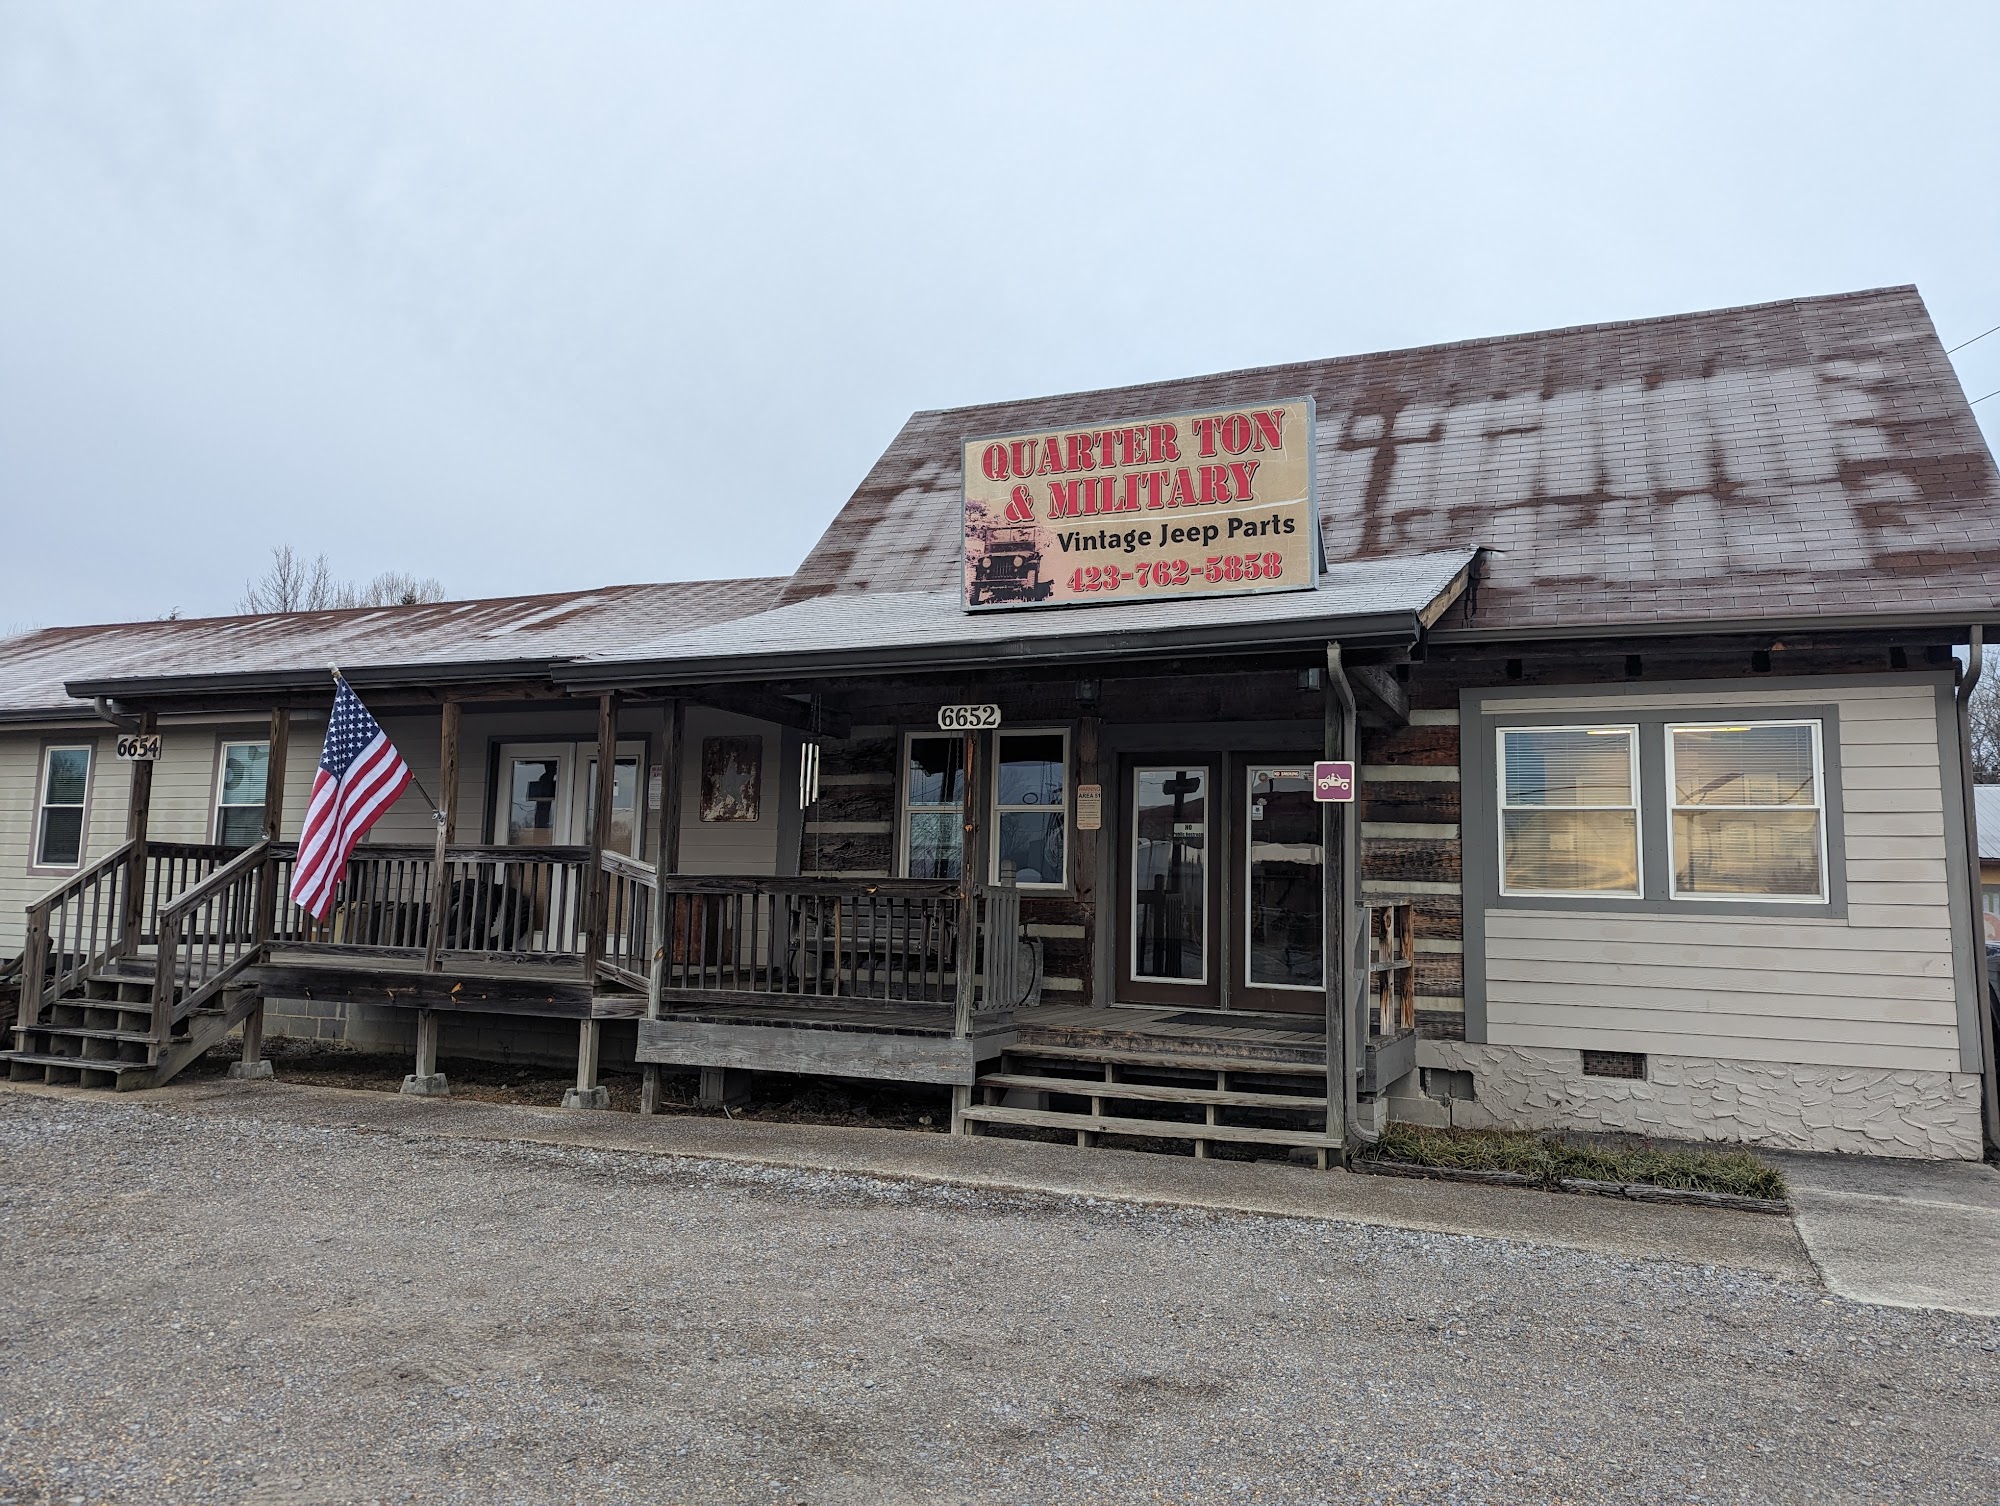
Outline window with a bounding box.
[214,741,270,848]
[1132,765,1210,983]
[901,735,965,879]
[1244,765,1322,988]
[992,730,1067,888]
[1497,726,1640,896]
[1667,721,1825,901]
[35,745,93,869]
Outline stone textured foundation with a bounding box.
[1408,1041,1984,1161]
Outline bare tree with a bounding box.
[240,547,445,614]
[355,570,447,608]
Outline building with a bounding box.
[1975,785,2000,941]
[5,284,1997,1161]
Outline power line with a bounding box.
[1973,388,1998,406]
[1948,323,2000,355]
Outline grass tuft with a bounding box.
[1370,1122,1788,1201]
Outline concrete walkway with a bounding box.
[1767,1149,2000,1317]
[14,1077,2000,1314]
[8,1076,1812,1279]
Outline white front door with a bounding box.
[493,741,646,853]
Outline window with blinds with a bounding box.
[1497,726,1641,896]
[1667,722,1826,900]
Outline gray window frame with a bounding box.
[1495,723,1644,900]
[1465,701,1846,921]
[1663,718,1830,905]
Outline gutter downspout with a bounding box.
[1325,643,1371,1151]
[92,697,143,733]
[1954,627,2000,1155]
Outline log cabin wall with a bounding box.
[793,665,1333,1008]
[1358,704,1466,1039]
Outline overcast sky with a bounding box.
[2,1,1995,630]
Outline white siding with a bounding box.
[676,708,785,876]
[0,703,792,960]
[1480,681,1965,1073]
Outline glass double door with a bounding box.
[494,741,646,854]
[1118,754,1327,1013]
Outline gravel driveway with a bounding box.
[1,1091,1995,1506]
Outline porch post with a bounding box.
[641,698,685,1115]
[252,706,290,940]
[949,728,986,1135]
[402,1006,448,1096]
[119,709,157,958]
[422,700,460,974]
[229,706,288,1082]
[563,1017,609,1109]
[1075,714,1103,1008]
[583,692,620,985]
[1322,643,1357,1167]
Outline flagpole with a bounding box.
[331,667,443,818]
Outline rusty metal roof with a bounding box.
[0,579,783,719]
[780,286,2000,636]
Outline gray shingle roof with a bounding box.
[0,579,783,719]
[562,550,1476,682]
[781,286,2000,635]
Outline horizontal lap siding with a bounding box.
[0,735,62,957]
[1482,682,1962,1072]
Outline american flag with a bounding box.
[290,680,413,920]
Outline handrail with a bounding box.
[338,842,593,862]
[17,839,138,1037]
[654,874,961,899]
[599,849,654,883]
[24,839,137,913]
[151,839,272,1048]
[157,840,271,930]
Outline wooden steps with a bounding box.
[5,966,261,1092]
[957,1103,1332,1150]
[997,1041,1326,1077]
[974,1071,1328,1112]
[963,1041,1335,1162]
[5,1052,152,1090]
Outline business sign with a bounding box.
[1075,783,1103,832]
[963,398,1316,612]
[1312,760,1355,802]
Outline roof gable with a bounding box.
[782,286,2000,633]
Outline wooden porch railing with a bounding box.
[138,842,240,945]
[596,849,658,990]
[1365,899,1416,1035]
[15,840,137,1038]
[270,844,594,964]
[150,841,271,1053]
[598,856,1039,1016]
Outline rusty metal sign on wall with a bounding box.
[962,398,1317,612]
